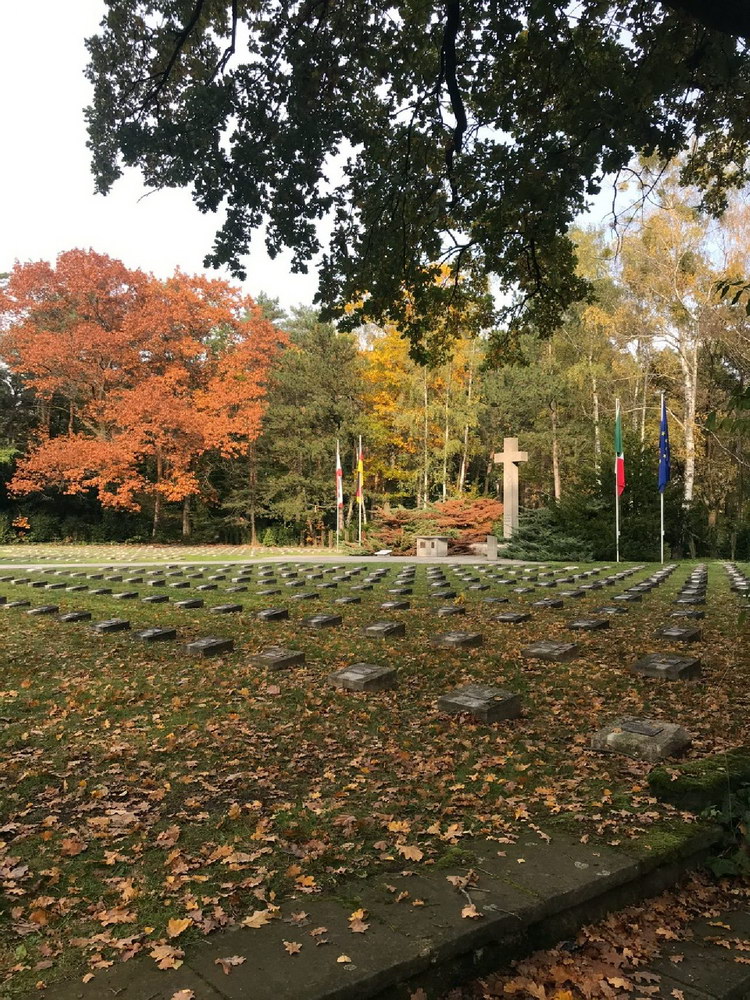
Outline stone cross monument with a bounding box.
[493,437,528,539]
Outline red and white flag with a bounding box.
[336,440,344,509]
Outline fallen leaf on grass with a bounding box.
[283,940,302,955]
[167,918,192,938]
[241,909,273,929]
[397,844,423,862]
[149,945,184,970]
[215,955,246,975]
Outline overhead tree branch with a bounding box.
[661,0,750,42]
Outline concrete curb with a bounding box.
[18,826,724,1000]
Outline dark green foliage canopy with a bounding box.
[86,1,750,354]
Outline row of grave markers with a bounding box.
[1,560,716,764]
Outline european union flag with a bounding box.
[658,396,670,494]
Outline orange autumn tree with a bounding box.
[0,250,284,535]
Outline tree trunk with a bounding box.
[248,443,258,545]
[592,377,601,482]
[152,447,163,538]
[550,400,562,501]
[68,401,75,434]
[441,365,451,501]
[182,496,191,538]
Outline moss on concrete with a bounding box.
[648,747,750,813]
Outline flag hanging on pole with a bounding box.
[658,396,671,494]
[614,400,626,496]
[356,439,364,504]
[335,440,344,509]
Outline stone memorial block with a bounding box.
[86,573,104,580]
[45,582,66,590]
[146,579,167,588]
[437,605,466,616]
[483,596,509,604]
[186,637,234,657]
[59,611,92,623]
[256,588,281,596]
[381,600,410,610]
[468,583,490,592]
[532,598,564,609]
[175,598,204,609]
[431,631,484,649]
[143,594,169,604]
[317,582,337,590]
[630,652,702,681]
[567,618,610,631]
[136,627,177,642]
[187,573,204,580]
[537,581,558,589]
[28,605,59,615]
[113,592,139,600]
[211,603,243,614]
[225,585,248,593]
[124,576,143,584]
[329,662,397,692]
[5,600,30,608]
[0,596,6,605]
[351,584,373,592]
[336,595,361,605]
[652,625,702,643]
[591,716,691,762]
[89,587,113,595]
[438,684,521,723]
[512,586,535,594]
[388,587,412,595]
[285,580,305,589]
[670,609,705,620]
[105,575,123,582]
[250,646,305,670]
[257,608,289,621]
[430,589,457,599]
[559,589,585,598]
[93,619,131,633]
[170,581,190,589]
[196,583,218,591]
[303,613,343,629]
[522,639,579,662]
[208,574,227,581]
[362,620,405,639]
[494,611,531,624]
[673,595,706,605]
[613,593,641,602]
[291,592,319,601]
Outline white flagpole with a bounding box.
[615,398,620,563]
[357,434,364,545]
[335,438,340,552]
[660,392,664,565]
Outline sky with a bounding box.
[0,1,319,310]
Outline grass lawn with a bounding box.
[0,556,746,995]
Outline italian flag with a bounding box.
[355,437,364,503]
[614,400,626,496]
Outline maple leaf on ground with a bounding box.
[350,918,369,934]
[215,955,246,975]
[396,843,423,862]
[149,944,184,970]
[60,838,87,857]
[166,918,192,938]
[283,940,302,955]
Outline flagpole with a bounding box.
[615,398,620,563]
[357,435,362,547]
[660,491,664,565]
[336,438,340,552]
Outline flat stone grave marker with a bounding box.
[483,596,509,604]
[143,594,169,604]
[437,605,466,617]
[291,592,319,601]
[285,580,305,588]
[256,587,281,596]
[613,593,641,602]
[113,591,139,600]
[175,598,204,609]
[381,600,410,610]
[362,620,405,638]
[250,646,305,670]
[86,573,103,580]
[211,603,243,614]
[124,576,143,584]
[93,619,131,633]
[196,583,218,591]
[45,582,66,590]
[329,662,397,692]
[5,600,30,608]
[430,580,449,588]
[431,631,484,649]
[567,618,610,631]
[512,586,535,594]
[317,582,337,589]
[468,583,490,591]
[388,587,412,595]
[136,627,177,642]
[673,595,706,605]
[257,608,289,621]
[59,611,92,623]
[186,637,234,657]
[652,625,702,643]
[208,574,227,581]
[592,605,628,616]
[522,639,579,662]
[28,605,59,615]
[559,589,585,598]
[631,652,702,680]
[438,684,521,723]
[336,595,361,605]
[170,581,190,589]
[187,573,204,580]
[537,581,558,589]
[591,716,691,762]
[29,580,47,588]
[146,579,167,587]
[0,596,6,605]
[533,598,564,609]
[670,609,705,620]
[89,587,113,595]
[494,611,531,624]
[225,585,248,593]
[352,584,374,592]
[303,613,343,629]
[430,589,457,599]
[105,575,123,582]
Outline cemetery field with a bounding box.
[0,558,747,994]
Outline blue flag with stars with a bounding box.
[658,396,670,494]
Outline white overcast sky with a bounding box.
[0,0,319,310]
